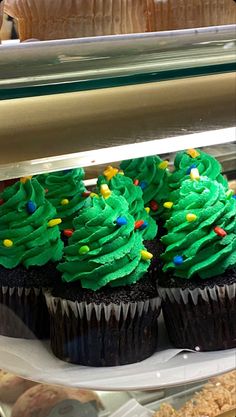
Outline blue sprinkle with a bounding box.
[233,195,236,200]
[140,221,148,230]
[27,201,37,214]
[173,255,184,266]
[116,216,128,227]
[186,164,197,175]
[139,181,148,190]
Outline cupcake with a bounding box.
[120,156,170,227]
[0,177,63,339]
[159,169,236,351]
[46,187,161,366]
[11,384,102,417]
[97,166,160,278]
[147,0,236,32]
[36,169,88,242]
[4,0,151,41]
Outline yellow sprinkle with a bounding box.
[158,160,169,170]
[100,184,111,199]
[141,250,153,261]
[90,192,99,198]
[190,168,200,181]
[186,213,197,222]
[163,201,174,209]
[48,218,62,228]
[226,189,234,198]
[3,239,13,248]
[61,199,69,206]
[103,166,119,181]
[187,149,200,158]
[119,170,124,176]
[20,176,32,184]
[145,207,150,214]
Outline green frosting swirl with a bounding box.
[58,193,150,291]
[120,156,170,217]
[168,149,228,202]
[0,179,63,269]
[36,169,87,230]
[97,171,157,240]
[161,176,236,279]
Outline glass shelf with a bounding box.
[0,25,235,100]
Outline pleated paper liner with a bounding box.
[46,292,161,367]
[158,281,236,351]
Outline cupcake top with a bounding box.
[120,156,170,217]
[97,166,157,240]
[0,177,63,269]
[36,168,87,231]
[58,187,153,291]
[168,148,228,202]
[161,169,236,280]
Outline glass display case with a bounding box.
[0,3,235,416]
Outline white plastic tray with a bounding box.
[0,318,235,391]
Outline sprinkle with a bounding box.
[79,245,90,255]
[163,201,174,209]
[61,198,69,206]
[145,207,150,213]
[139,181,148,190]
[141,250,153,261]
[82,191,91,198]
[20,176,32,184]
[27,201,37,214]
[116,216,128,227]
[186,213,197,222]
[158,160,169,170]
[150,200,158,212]
[100,184,111,199]
[90,192,99,198]
[233,195,236,200]
[135,220,145,230]
[118,170,124,176]
[186,164,197,175]
[140,221,148,230]
[0,199,4,206]
[3,239,13,248]
[226,189,234,198]
[133,179,139,186]
[187,149,200,158]
[214,226,227,237]
[103,166,119,180]
[173,255,183,265]
[190,168,200,181]
[45,188,48,193]
[63,229,74,238]
[48,218,62,228]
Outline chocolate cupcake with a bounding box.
[97,166,160,278]
[159,170,236,351]
[46,187,161,366]
[37,169,89,244]
[0,177,63,339]
[120,156,170,234]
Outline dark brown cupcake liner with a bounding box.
[158,283,236,351]
[0,286,50,339]
[45,292,161,367]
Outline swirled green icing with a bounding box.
[120,156,170,217]
[58,193,150,290]
[0,179,63,269]
[168,149,228,202]
[97,170,157,240]
[161,176,236,279]
[36,169,87,230]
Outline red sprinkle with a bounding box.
[82,191,91,197]
[0,199,4,206]
[150,200,158,211]
[135,220,145,230]
[63,229,74,238]
[45,188,49,193]
[133,179,139,186]
[214,226,227,237]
